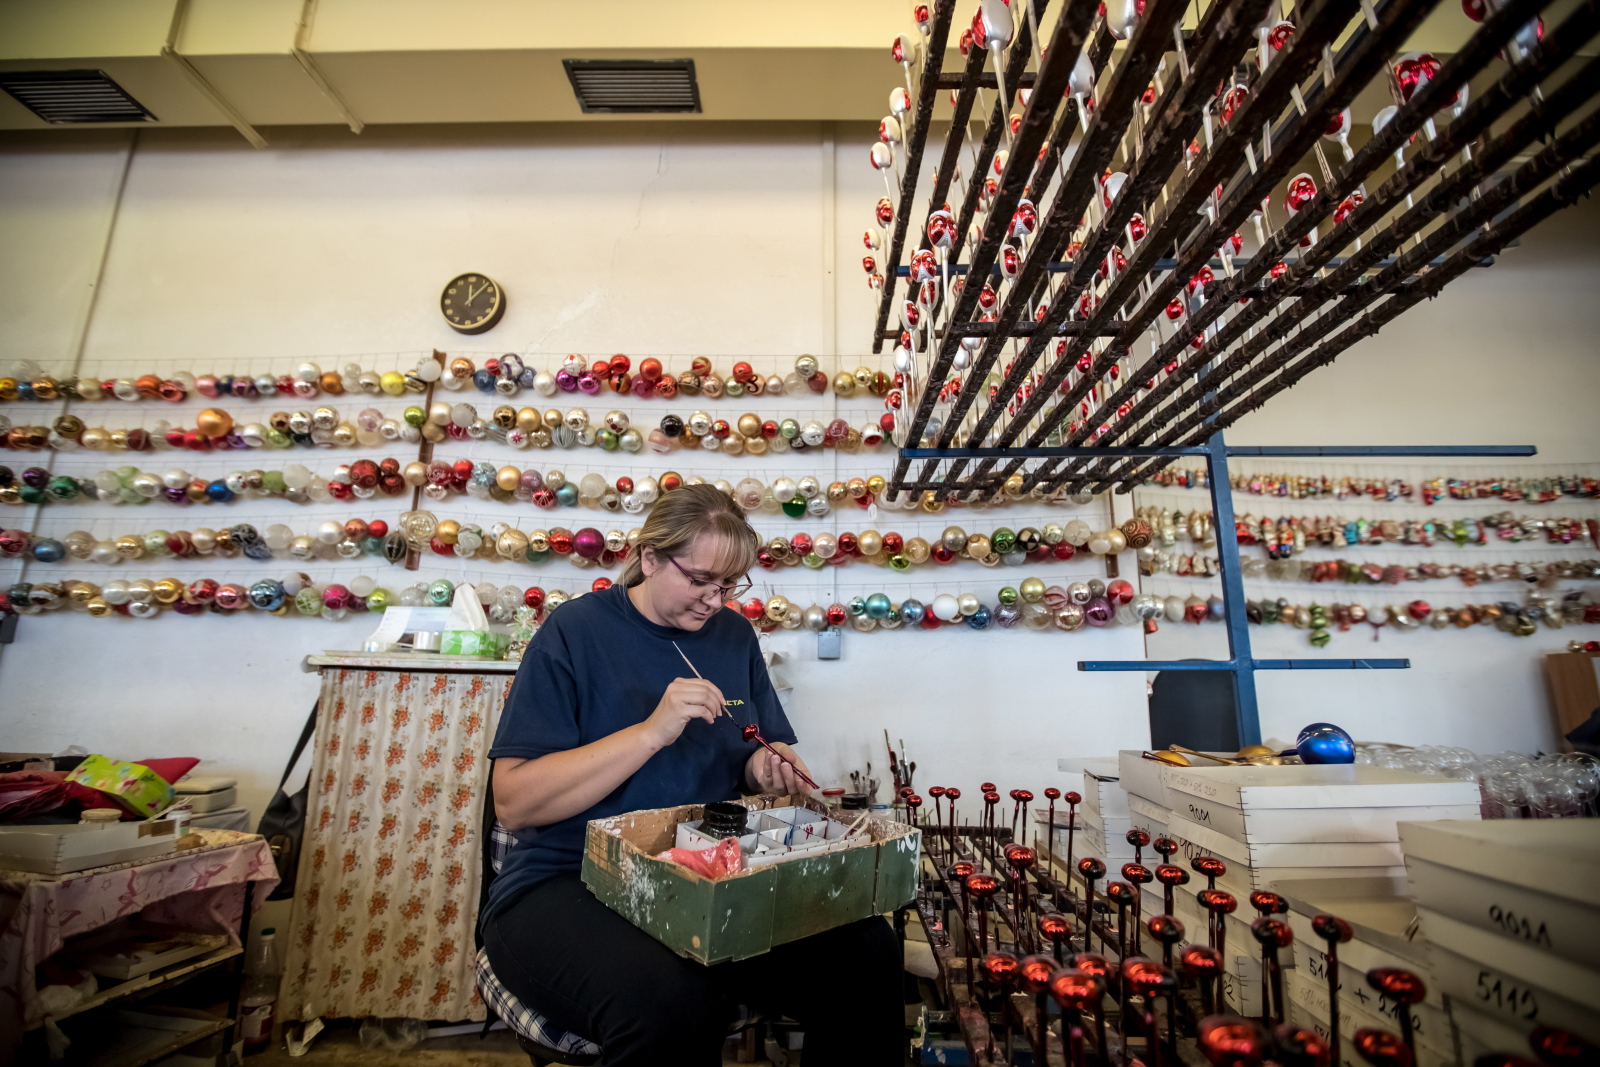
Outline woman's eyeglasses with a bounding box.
[662,553,752,601]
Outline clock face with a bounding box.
[441,273,506,334]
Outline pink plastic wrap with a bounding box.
[655,836,744,879]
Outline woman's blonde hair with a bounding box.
[619,483,760,587]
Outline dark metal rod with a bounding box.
[921,0,1256,498]
[1038,74,1596,495]
[1053,2,1600,492]
[897,0,1091,455]
[1014,0,1452,497]
[1013,0,1382,449]
[1108,159,1600,493]
[935,71,1040,90]
[894,254,1460,276]
[1101,110,1600,491]
[938,0,1343,497]
[869,0,957,354]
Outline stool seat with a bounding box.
[475,946,603,1064]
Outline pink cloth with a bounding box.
[0,831,277,1049]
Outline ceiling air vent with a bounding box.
[0,70,156,124]
[563,59,701,114]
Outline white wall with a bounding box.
[0,120,1595,844]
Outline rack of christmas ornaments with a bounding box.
[1130,458,1600,646]
[1,350,1152,633]
[863,0,1597,504]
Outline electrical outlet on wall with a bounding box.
[817,628,841,660]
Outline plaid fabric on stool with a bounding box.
[475,946,604,1059]
[476,821,762,1060]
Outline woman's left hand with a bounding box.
[745,743,813,797]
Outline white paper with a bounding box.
[448,586,489,630]
[364,606,453,648]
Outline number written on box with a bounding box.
[1488,904,1553,949]
[1477,971,1540,1021]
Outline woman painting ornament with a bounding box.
[482,484,904,1064]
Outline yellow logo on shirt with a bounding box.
[724,699,745,706]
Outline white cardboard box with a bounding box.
[1449,999,1539,1062]
[1164,764,1481,810]
[1400,818,1600,910]
[1428,937,1600,1044]
[0,819,178,875]
[1118,750,1179,808]
[1418,906,1600,1014]
[1125,792,1171,840]
[1169,829,1407,896]
[1081,769,1129,818]
[1406,854,1597,969]
[1172,792,1480,846]
[1284,968,1453,1067]
[1170,812,1410,869]
[173,776,238,813]
[1277,877,1437,1004]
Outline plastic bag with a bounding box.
[655,836,744,879]
[358,1017,426,1052]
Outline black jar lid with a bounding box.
[841,792,869,810]
[701,801,749,838]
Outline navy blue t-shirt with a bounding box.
[485,582,797,920]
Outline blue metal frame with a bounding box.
[900,432,1537,746]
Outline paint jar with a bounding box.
[700,801,749,840]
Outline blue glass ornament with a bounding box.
[29,538,65,563]
[248,579,285,610]
[1296,722,1354,764]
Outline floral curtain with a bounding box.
[279,667,510,1022]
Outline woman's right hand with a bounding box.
[643,677,726,748]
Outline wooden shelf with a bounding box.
[61,1006,232,1067]
[52,944,242,1023]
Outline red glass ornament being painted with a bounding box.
[738,723,818,789]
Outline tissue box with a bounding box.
[65,754,175,817]
[440,630,508,658]
[583,794,920,964]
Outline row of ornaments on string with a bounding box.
[1146,507,1600,555]
[1140,552,1600,585]
[1,515,1132,573]
[7,576,1590,640]
[1,459,1102,518]
[0,403,895,456]
[1144,467,1600,503]
[1237,593,1600,644]
[0,354,892,405]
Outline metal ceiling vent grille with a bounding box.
[563,59,701,114]
[0,70,156,124]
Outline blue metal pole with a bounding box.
[1079,659,1410,671]
[1203,430,1263,747]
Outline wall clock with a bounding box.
[440,273,506,334]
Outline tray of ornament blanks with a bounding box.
[674,805,861,868]
[583,794,919,965]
